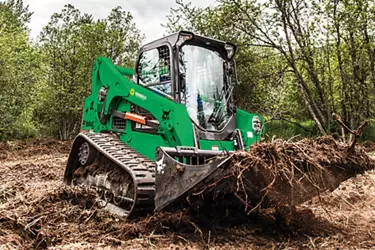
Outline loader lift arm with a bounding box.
[86,56,195,152]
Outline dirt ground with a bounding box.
[0,139,375,249]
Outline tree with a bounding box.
[37,5,143,139]
[0,0,43,139]
[0,0,32,28]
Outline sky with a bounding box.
[23,0,216,43]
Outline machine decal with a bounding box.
[135,92,147,101]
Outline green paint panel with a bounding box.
[116,66,134,77]
[199,140,235,151]
[120,132,168,161]
[236,108,265,151]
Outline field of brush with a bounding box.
[0,139,374,249]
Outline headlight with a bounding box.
[224,43,235,60]
[177,32,194,46]
[252,116,262,134]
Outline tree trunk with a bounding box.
[277,1,326,134]
[333,1,349,125]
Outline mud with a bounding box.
[0,138,375,249]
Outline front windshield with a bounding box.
[180,45,230,131]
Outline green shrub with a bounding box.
[263,120,319,141]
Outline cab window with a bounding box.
[138,45,172,96]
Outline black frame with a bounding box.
[134,31,237,103]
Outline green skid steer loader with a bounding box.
[64,31,265,217]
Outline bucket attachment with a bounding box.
[154,147,233,211]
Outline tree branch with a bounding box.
[333,113,370,152]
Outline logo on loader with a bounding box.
[130,88,147,101]
[156,156,166,174]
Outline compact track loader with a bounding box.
[64,31,265,217]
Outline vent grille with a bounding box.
[112,117,126,131]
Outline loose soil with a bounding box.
[0,138,374,249]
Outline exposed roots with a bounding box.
[186,136,375,215]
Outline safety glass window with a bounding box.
[138,46,172,96]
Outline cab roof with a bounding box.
[139,31,237,60]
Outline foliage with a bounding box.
[0,0,42,139]
[264,120,318,140]
[0,1,143,140]
[164,0,375,138]
[35,5,143,139]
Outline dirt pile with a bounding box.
[186,136,374,215]
[0,138,374,249]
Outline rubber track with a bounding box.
[80,132,156,214]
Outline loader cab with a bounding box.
[135,31,238,134]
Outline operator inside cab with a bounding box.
[179,45,229,131]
